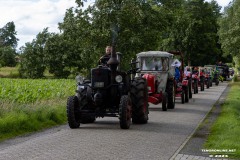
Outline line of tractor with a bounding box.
[66,50,228,130]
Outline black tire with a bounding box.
[200,82,204,91]
[193,81,197,94]
[210,79,213,87]
[162,92,168,111]
[188,80,192,99]
[119,95,132,129]
[184,86,189,103]
[215,79,219,86]
[130,78,149,124]
[181,91,185,104]
[207,79,210,89]
[79,87,95,124]
[67,96,80,129]
[166,80,175,109]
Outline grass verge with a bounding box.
[204,82,240,159]
[0,99,67,142]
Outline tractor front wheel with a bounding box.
[67,96,80,129]
[119,95,132,129]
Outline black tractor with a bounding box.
[66,49,149,129]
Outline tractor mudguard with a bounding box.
[182,80,188,86]
[143,73,155,93]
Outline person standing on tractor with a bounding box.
[171,59,181,82]
[99,46,112,65]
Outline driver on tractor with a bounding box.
[99,46,112,65]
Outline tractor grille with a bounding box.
[91,67,110,88]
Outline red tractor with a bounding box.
[169,51,191,104]
[136,51,176,111]
[191,67,199,94]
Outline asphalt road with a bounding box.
[0,82,228,160]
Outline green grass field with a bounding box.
[0,78,75,141]
[204,81,240,159]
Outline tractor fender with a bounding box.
[142,73,156,93]
[182,80,188,86]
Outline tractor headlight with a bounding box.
[75,75,84,84]
[115,75,123,83]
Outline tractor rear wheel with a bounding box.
[119,95,132,129]
[181,91,185,104]
[162,92,168,111]
[188,80,192,99]
[130,78,149,124]
[194,80,198,94]
[207,80,210,89]
[166,80,175,109]
[215,79,219,86]
[67,96,80,129]
[184,86,189,103]
[200,82,204,91]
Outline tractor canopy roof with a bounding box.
[136,51,174,58]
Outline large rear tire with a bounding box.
[67,96,80,129]
[207,79,210,89]
[119,95,132,129]
[181,91,185,104]
[184,86,189,103]
[166,80,175,109]
[162,92,168,111]
[130,78,149,124]
[200,82,204,91]
[188,80,192,99]
[193,80,197,94]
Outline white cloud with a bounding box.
[0,0,76,48]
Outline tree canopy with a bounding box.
[0,22,18,67]
[13,0,238,78]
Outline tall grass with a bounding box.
[0,78,76,141]
[0,99,67,141]
[204,82,240,159]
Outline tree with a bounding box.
[160,0,222,66]
[0,21,19,67]
[218,0,240,70]
[19,28,50,78]
[218,1,240,55]
[0,21,18,48]
[0,46,16,67]
[58,0,167,72]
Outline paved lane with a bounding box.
[0,82,228,160]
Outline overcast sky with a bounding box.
[0,0,232,49]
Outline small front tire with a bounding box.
[119,95,132,129]
[67,96,80,129]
